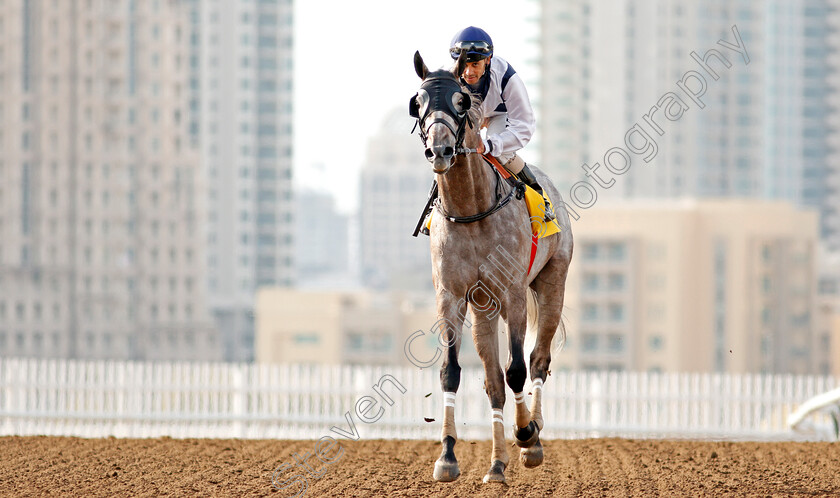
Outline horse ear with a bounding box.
[414,51,429,79]
[453,51,467,80]
[409,93,420,118]
[459,92,472,111]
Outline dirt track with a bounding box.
[1,437,839,497]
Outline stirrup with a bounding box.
[531,186,556,223]
[542,202,556,222]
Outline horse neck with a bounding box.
[436,146,497,219]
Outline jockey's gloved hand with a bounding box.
[481,136,494,156]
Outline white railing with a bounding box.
[787,387,840,440]
[0,357,837,441]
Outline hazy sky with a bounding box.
[293,0,539,212]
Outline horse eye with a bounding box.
[451,93,464,112]
[417,90,429,105]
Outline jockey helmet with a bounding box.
[449,26,493,62]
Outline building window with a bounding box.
[608,243,626,260]
[761,244,772,262]
[347,333,363,350]
[608,303,624,322]
[293,333,319,345]
[582,243,599,261]
[583,303,598,322]
[761,275,772,293]
[583,273,599,291]
[607,334,623,352]
[649,335,664,351]
[582,333,598,352]
[372,334,392,352]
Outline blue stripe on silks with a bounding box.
[476,71,491,102]
[494,103,507,113]
[500,63,516,94]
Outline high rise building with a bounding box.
[559,199,828,375]
[295,189,352,286]
[539,0,837,248]
[825,4,840,251]
[187,0,295,361]
[0,0,219,360]
[359,108,435,291]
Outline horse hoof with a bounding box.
[482,459,506,483]
[520,440,544,468]
[433,459,460,482]
[514,420,540,448]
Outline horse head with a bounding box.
[410,51,474,174]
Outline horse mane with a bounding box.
[464,89,484,130]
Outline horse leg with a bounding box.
[520,258,569,468]
[432,295,465,482]
[506,301,539,449]
[471,312,508,483]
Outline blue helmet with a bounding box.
[449,26,493,62]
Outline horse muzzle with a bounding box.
[426,144,455,173]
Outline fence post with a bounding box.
[232,363,246,438]
[1,359,11,434]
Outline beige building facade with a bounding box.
[559,199,828,375]
[0,0,219,360]
[256,288,494,368]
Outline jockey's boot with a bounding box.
[519,164,556,222]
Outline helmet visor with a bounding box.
[449,40,492,59]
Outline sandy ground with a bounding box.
[1,436,839,497]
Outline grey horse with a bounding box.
[410,51,574,484]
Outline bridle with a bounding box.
[409,71,524,226]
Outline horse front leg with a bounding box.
[506,301,540,450]
[471,312,508,483]
[432,295,465,482]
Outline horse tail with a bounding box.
[554,313,567,354]
[525,288,567,356]
[526,287,539,334]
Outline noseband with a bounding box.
[409,72,472,154]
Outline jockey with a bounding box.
[450,26,555,222]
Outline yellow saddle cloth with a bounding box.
[424,184,562,238]
[523,185,562,238]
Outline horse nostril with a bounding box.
[443,146,454,158]
[425,148,434,161]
